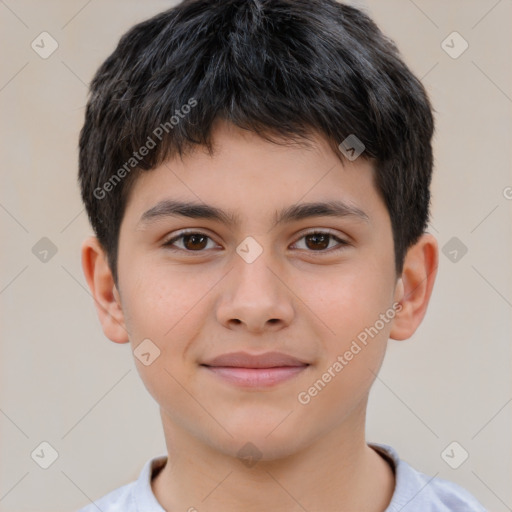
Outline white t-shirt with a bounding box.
[76,443,487,511]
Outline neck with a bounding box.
[151,402,395,512]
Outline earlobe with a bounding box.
[389,233,438,341]
[80,236,130,344]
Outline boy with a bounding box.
[77,0,487,510]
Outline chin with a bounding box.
[211,421,311,463]
[218,437,302,464]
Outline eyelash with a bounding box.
[162,229,350,255]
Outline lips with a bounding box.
[201,351,309,369]
[200,351,310,388]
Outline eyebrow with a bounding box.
[137,199,369,230]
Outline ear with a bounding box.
[81,235,130,344]
[389,233,438,341]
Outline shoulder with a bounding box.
[76,481,136,512]
[75,454,167,512]
[370,443,488,512]
[76,481,135,512]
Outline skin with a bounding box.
[82,118,438,512]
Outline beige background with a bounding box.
[1,1,511,511]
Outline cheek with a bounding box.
[297,283,392,424]
[307,262,394,340]
[120,268,207,390]
[124,263,209,338]
[298,260,394,393]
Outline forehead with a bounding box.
[122,121,383,228]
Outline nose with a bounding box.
[215,249,295,334]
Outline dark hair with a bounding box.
[78,0,435,286]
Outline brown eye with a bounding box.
[304,233,330,250]
[181,234,208,250]
[292,231,349,253]
[163,232,216,252]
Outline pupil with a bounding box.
[307,233,328,250]
[185,234,207,250]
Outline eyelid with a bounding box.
[295,227,347,240]
[163,229,220,248]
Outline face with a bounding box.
[113,119,402,460]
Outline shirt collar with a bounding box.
[135,444,407,512]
